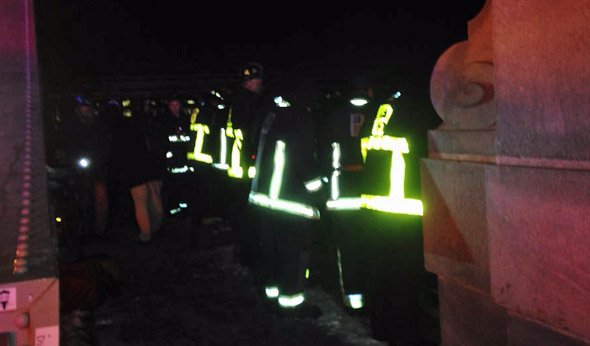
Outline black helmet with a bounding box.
[240,62,264,81]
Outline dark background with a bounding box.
[34,0,485,95]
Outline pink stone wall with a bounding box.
[494,1,590,162]
[488,165,590,339]
[425,0,590,344]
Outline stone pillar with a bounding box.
[0,0,60,344]
[423,0,590,345]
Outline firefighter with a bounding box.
[160,95,192,217]
[186,90,231,243]
[60,95,112,239]
[224,62,274,266]
[319,76,376,312]
[248,87,324,318]
[357,90,435,343]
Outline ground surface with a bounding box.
[62,213,387,346]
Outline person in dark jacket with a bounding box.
[186,91,231,242]
[319,78,376,312]
[102,99,126,238]
[61,95,112,237]
[248,87,324,318]
[357,90,436,343]
[118,100,165,242]
[225,63,275,266]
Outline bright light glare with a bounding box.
[350,98,368,107]
[78,157,90,168]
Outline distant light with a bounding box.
[179,203,188,208]
[123,110,132,117]
[393,91,401,99]
[350,98,368,107]
[55,217,62,223]
[122,99,131,107]
[166,151,173,158]
[77,157,90,169]
[217,104,226,110]
[187,99,195,105]
[305,268,310,279]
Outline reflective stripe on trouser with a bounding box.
[278,293,305,308]
[331,210,366,297]
[345,294,364,309]
[265,286,279,299]
[258,210,313,298]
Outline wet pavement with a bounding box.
[66,214,386,346]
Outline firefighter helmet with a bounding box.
[240,62,264,81]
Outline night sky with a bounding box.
[35,0,485,94]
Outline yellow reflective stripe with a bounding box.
[249,192,320,219]
[226,107,233,134]
[187,123,213,163]
[215,128,228,170]
[359,103,423,215]
[361,137,369,162]
[190,107,200,124]
[228,129,245,178]
[361,195,423,215]
[370,104,393,137]
[363,135,409,153]
[188,153,213,163]
[389,145,407,200]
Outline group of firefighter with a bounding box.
[159,63,438,343]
